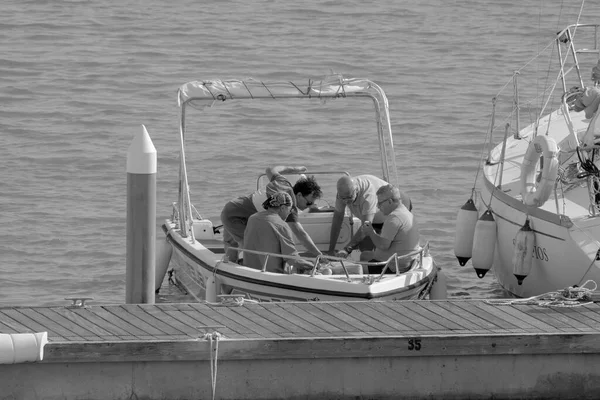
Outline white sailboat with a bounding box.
[455,22,600,297]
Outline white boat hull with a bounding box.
[162,220,437,302]
[480,107,600,297]
[480,179,600,297]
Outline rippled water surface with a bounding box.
[1,0,599,305]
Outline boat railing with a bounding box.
[487,24,599,146]
[485,24,600,215]
[224,242,430,283]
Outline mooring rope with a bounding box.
[203,331,222,400]
[484,280,598,307]
[205,295,260,307]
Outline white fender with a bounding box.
[512,219,535,285]
[0,332,48,364]
[205,275,218,303]
[454,198,479,266]
[429,269,448,300]
[520,135,559,207]
[471,210,497,278]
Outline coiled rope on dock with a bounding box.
[202,331,222,400]
[484,280,598,307]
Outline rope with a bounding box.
[418,263,441,300]
[203,331,222,400]
[485,280,597,307]
[205,295,260,307]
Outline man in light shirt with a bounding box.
[328,174,411,257]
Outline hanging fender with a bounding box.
[520,135,559,207]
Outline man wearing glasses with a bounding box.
[328,175,412,257]
[221,165,323,263]
[359,184,420,274]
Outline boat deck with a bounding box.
[2,299,600,342]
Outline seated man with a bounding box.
[329,174,412,257]
[244,192,313,273]
[359,184,420,274]
[220,165,323,262]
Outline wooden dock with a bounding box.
[1,299,600,399]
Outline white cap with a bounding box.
[127,124,157,174]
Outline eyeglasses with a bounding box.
[337,189,356,201]
[377,198,391,207]
[302,194,313,206]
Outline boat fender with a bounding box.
[429,268,448,300]
[205,275,218,303]
[471,209,497,278]
[453,198,479,266]
[512,219,535,285]
[520,135,559,207]
[155,238,173,293]
[0,332,48,364]
[192,219,215,240]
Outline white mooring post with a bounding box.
[126,124,157,304]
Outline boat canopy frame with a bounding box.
[174,75,400,239]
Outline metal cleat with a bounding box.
[64,297,94,308]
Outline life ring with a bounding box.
[520,135,559,207]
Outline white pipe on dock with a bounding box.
[0,332,47,364]
[126,124,157,304]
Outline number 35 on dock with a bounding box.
[407,338,421,351]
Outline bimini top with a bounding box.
[177,75,388,108]
[175,74,398,186]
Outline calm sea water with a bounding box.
[1,0,599,306]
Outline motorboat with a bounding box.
[455,23,600,297]
[160,76,445,302]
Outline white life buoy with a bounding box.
[520,135,559,207]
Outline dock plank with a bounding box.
[452,301,525,333]
[481,303,558,332]
[308,302,378,333]
[33,308,105,341]
[327,302,398,334]
[228,304,296,336]
[85,307,154,340]
[243,304,310,334]
[107,306,174,338]
[361,302,420,331]
[386,302,452,331]
[139,306,199,339]
[472,303,533,333]
[156,304,242,339]
[0,315,33,333]
[517,305,579,331]
[430,301,500,332]
[407,301,474,331]
[275,303,345,335]
[255,304,323,338]
[61,308,137,340]
[186,304,264,338]
[546,306,600,332]
[122,305,190,337]
[0,309,68,341]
